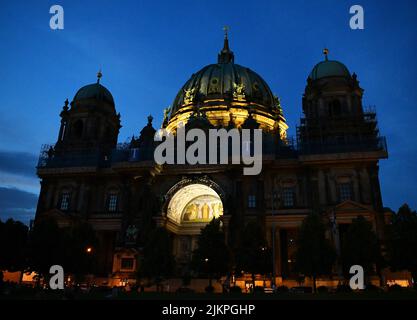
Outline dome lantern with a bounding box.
[97,69,103,83]
[218,26,234,64]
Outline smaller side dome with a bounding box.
[73,83,115,106]
[309,49,351,80]
[309,60,351,80]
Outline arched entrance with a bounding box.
[164,180,224,265]
[167,183,223,225]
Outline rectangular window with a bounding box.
[108,194,118,212]
[120,258,134,270]
[248,195,256,208]
[339,183,352,202]
[282,187,295,207]
[60,192,70,211]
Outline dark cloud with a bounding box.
[0,187,37,224]
[0,150,38,177]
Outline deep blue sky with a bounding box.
[0,0,416,224]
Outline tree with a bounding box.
[295,213,336,293]
[386,204,417,288]
[341,215,382,283]
[61,221,98,282]
[139,227,175,291]
[28,218,98,285]
[235,220,271,291]
[191,219,230,289]
[28,218,65,285]
[0,218,29,272]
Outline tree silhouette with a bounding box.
[139,227,175,291]
[235,220,271,291]
[386,204,417,288]
[295,213,336,292]
[28,218,97,285]
[61,221,98,281]
[0,218,28,287]
[28,218,64,285]
[0,218,29,272]
[341,215,382,283]
[191,218,230,288]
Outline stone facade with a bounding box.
[35,43,389,287]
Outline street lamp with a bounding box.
[86,246,93,254]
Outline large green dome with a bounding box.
[170,62,276,116]
[169,33,279,119]
[165,34,287,135]
[309,60,350,80]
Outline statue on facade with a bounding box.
[183,88,196,104]
[125,224,139,243]
[233,81,246,101]
[273,94,283,115]
[162,106,171,125]
[47,146,55,159]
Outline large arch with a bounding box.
[166,183,223,225]
[164,181,225,263]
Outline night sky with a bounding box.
[0,0,416,224]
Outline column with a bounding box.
[317,170,327,205]
[57,119,64,142]
[220,215,231,245]
[353,170,360,203]
[35,180,46,217]
[77,182,85,212]
[356,167,363,203]
[275,227,282,277]
[330,213,343,276]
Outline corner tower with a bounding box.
[54,71,121,158]
[297,49,382,153]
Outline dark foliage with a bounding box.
[191,219,229,286]
[295,213,336,292]
[0,218,28,272]
[341,215,382,279]
[235,220,272,288]
[386,204,417,287]
[139,227,175,286]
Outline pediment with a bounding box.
[331,200,374,214]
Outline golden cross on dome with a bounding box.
[223,26,229,39]
[323,48,329,61]
[97,69,102,83]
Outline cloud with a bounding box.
[0,150,38,177]
[0,187,38,209]
[0,171,40,195]
[0,187,37,225]
[0,149,40,195]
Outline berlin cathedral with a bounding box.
[35,32,389,289]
